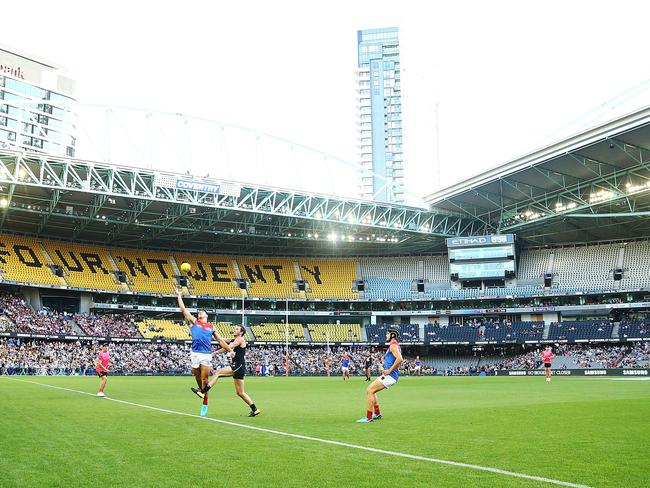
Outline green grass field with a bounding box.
[0,375,648,488]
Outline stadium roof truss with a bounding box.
[426,106,650,246]
[0,150,485,256]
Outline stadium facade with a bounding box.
[357,27,404,204]
[0,44,76,157]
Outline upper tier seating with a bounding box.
[174,254,240,297]
[621,241,650,289]
[618,320,648,339]
[112,248,177,295]
[0,235,62,286]
[365,323,421,343]
[552,244,619,291]
[2,234,650,299]
[42,241,122,291]
[298,259,357,299]
[547,320,613,341]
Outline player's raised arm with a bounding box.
[176,288,197,324]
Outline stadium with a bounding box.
[2,14,650,488]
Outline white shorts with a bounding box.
[378,374,398,389]
[342,367,349,373]
[190,352,212,369]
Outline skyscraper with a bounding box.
[0,44,76,157]
[357,27,403,203]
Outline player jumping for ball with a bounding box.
[357,328,402,423]
[176,289,229,416]
[542,345,555,383]
[195,324,261,417]
[95,344,110,397]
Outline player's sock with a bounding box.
[366,410,372,420]
[250,403,257,412]
[202,394,209,405]
[374,405,380,416]
[202,384,212,394]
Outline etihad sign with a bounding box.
[0,63,25,80]
[446,234,513,247]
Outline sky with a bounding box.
[5,0,650,204]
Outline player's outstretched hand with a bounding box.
[175,287,183,297]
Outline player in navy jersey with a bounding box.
[357,328,402,423]
[176,289,229,416]
[198,325,260,417]
[364,354,372,381]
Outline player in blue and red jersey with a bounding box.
[413,355,422,376]
[176,289,229,416]
[357,328,402,423]
[341,352,350,381]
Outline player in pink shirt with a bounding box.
[541,346,554,383]
[95,344,110,397]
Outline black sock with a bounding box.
[202,385,212,393]
[250,403,257,411]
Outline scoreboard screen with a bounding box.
[446,235,515,281]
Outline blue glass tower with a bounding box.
[357,27,403,203]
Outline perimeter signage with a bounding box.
[497,369,650,376]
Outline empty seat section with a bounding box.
[360,257,417,300]
[517,248,548,283]
[307,324,362,342]
[174,254,239,297]
[547,320,613,341]
[297,259,357,299]
[111,248,176,294]
[137,319,190,340]
[0,235,60,286]
[621,241,650,289]
[238,258,297,298]
[365,323,420,343]
[43,241,121,291]
[618,320,649,339]
[421,255,449,283]
[250,323,305,341]
[553,244,619,291]
[214,322,235,337]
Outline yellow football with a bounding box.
[180,262,191,273]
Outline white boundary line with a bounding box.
[5,378,592,488]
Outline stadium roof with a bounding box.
[426,105,650,246]
[3,106,650,257]
[0,150,486,257]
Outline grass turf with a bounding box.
[0,375,648,487]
